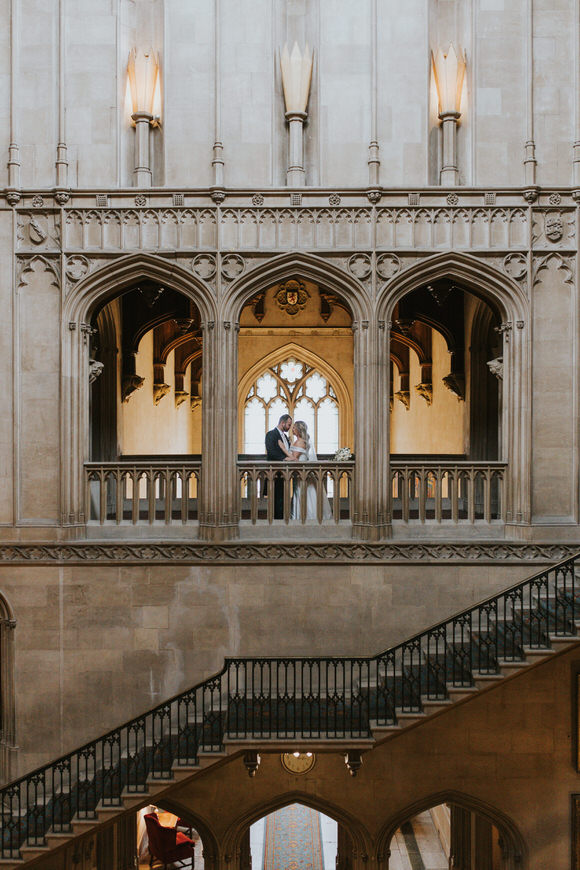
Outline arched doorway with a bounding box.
[250,803,337,870]
[382,796,524,870]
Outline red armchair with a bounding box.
[144,812,196,870]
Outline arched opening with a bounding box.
[389,280,502,459]
[135,803,206,870]
[386,273,508,526]
[86,277,203,524]
[237,276,354,525]
[384,797,523,870]
[249,803,338,870]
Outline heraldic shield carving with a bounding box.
[274,278,310,315]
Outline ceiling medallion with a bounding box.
[274,279,310,315]
[281,752,316,775]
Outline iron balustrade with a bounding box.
[238,460,354,524]
[1,553,578,859]
[390,461,506,523]
[85,463,201,525]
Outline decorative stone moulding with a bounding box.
[487,357,504,380]
[89,360,104,384]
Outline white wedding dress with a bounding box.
[290,444,332,520]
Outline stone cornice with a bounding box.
[0,541,577,566]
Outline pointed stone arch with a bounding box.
[375,789,526,870]
[237,342,353,452]
[376,250,531,528]
[64,252,217,324]
[147,797,221,870]
[377,250,527,323]
[61,254,217,530]
[220,251,372,323]
[223,789,373,869]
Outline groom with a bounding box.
[265,414,296,519]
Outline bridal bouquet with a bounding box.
[334,446,352,461]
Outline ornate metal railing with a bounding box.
[85,462,201,525]
[2,553,579,859]
[238,461,354,524]
[390,461,506,523]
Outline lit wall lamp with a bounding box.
[280,42,313,187]
[127,48,161,187]
[431,44,466,186]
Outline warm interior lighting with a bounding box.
[280,42,313,115]
[431,44,466,116]
[127,47,160,117]
[293,751,300,757]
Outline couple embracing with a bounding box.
[265,414,332,521]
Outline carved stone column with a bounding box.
[502,320,531,529]
[352,320,390,540]
[199,320,239,541]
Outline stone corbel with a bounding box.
[122,374,144,403]
[443,372,465,400]
[175,390,189,408]
[153,383,170,405]
[415,383,433,404]
[395,390,410,410]
[487,356,504,380]
[89,359,104,384]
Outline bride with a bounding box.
[279,421,332,520]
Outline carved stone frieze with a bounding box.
[64,208,218,251]
[376,206,528,250]
[531,209,575,247]
[17,212,60,249]
[0,541,575,565]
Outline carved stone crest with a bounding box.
[348,253,372,280]
[376,253,401,280]
[191,253,217,281]
[274,279,310,315]
[221,253,245,281]
[545,212,563,243]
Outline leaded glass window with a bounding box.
[243,357,340,454]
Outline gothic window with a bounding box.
[243,357,340,454]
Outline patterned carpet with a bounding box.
[263,804,324,870]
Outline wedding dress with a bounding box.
[290,444,332,520]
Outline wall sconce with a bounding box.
[243,751,261,778]
[431,44,466,186]
[280,42,313,187]
[127,48,160,187]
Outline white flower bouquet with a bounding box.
[333,446,352,461]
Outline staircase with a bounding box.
[2,553,580,867]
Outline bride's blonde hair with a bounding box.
[293,420,310,447]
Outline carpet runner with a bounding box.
[263,804,324,870]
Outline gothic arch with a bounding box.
[223,789,372,864]
[375,790,526,869]
[377,251,527,323]
[146,797,221,870]
[377,251,530,524]
[64,252,217,324]
[220,251,372,323]
[0,590,16,784]
[237,342,353,450]
[61,254,217,526]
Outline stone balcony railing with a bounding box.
[84,459,506,538]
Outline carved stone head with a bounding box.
[545,212,564,242]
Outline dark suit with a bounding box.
[265,427,289,519]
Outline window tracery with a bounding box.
[244,357,339,454]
